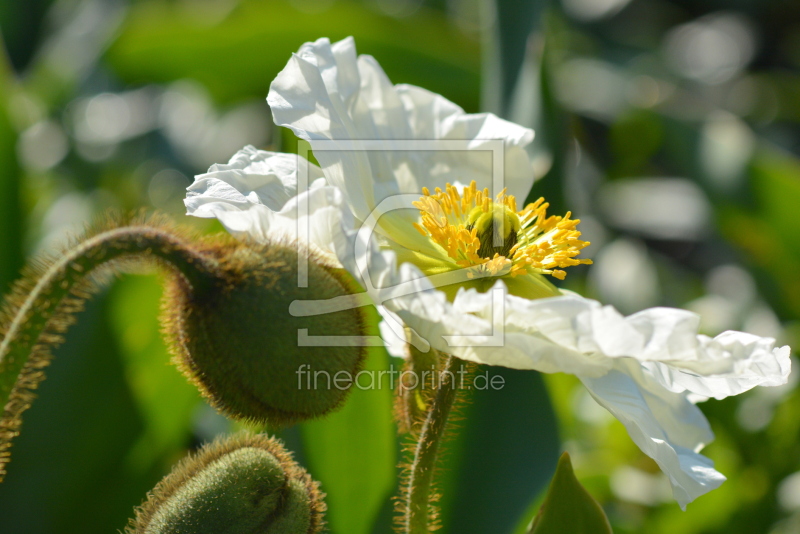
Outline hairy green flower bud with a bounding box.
[127,433,325,534]
[164,239,371,427]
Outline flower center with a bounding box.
[467,204,520,259]
[412,181,592,280]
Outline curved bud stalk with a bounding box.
[0,214,370,482]
[126,433,325,534]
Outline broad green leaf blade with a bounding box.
[483,0,545,116]
[0,296,157,533]
[484,3,570,215]
[107,274,203,473]
[498,0,546,114]
[0,0,54,72]
[523,29,570,214]
[437,367,561,534]
[368,486,400,534]
[300,345,396,534]
[529,452,612,534]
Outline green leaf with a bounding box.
[528,452,612,534]
[523,25,570,214]
[0,296,156,533]
[486,0,547,116]
[299,345,396,534]
[107,274,203,474]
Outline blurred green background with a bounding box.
[1,0,799,533]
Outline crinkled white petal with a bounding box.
[393,84,535,201]
[185,145,352,259]
[643,332,792,400]
[267,37,536,226]
[580,370,725,509]
[610,359,715,451]
[267,37,379,221]
[187,145,315,210]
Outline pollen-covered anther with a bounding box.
[414,181,592,280]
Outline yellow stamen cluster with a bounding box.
[412,181,592,280]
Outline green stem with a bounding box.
[0,225,219,426]
[396,335,440,436]
[403,354,464,533]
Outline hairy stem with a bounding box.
[394,334,440,437]
[0,224,219,480]
[403,354,465,533]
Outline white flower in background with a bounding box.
[185,37,791,509]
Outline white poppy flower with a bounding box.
[185,36,791,509]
